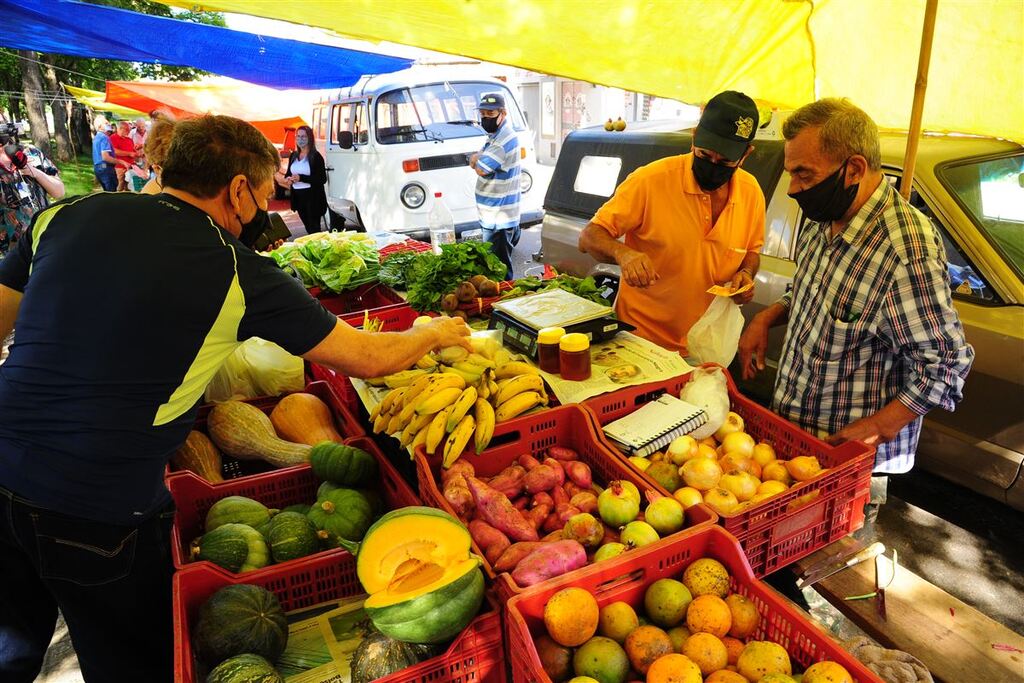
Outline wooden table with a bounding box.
[792,538,1024,683]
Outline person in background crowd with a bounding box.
[110,121,137,191]
[140,115,175,195]
[0,122,64,256]
[132,118,148,159]
[468,92,522,279]
[91,116,119,192]
[0,114,470,682]
[128,118,149,191]
[275,124,327,235]
[737,98,973,532]
[578,91,765,355]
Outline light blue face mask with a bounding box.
[296,134,308,148]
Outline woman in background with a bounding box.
[276,125,327,234]
[140,115,175,195]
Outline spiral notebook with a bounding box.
[602,394,707,458]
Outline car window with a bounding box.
[374,82,527,144]
[574,156,622,197]
[330,102,365,146]
[936,153,1024,279]
[351,102,368,144]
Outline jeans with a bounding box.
[0,486,175,683]
[93,164,117,192]
[482,225,521,280]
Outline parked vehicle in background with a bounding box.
[540,119,1024,510]
[310,68,543,237]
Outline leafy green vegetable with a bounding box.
[377,251,422,290]
[500,273,611,305]
[405,242,507,312]
[270,233,381,293]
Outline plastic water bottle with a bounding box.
[428,193,456,254]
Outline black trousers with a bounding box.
[291,187,324,234]
[0,486,175,682]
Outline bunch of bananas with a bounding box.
[367,348,549,467]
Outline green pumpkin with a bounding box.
[267,511,319,563]
[194,585,287,667]
[309,442,377,487]
[316,480,340,500]
[307,488,373,549]
[192,523,270,573]
[280,503,311,516]
[205,653,283,683]
[350,630,437,683]
[205,496,274,532]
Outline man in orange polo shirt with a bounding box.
[579,91,765,355]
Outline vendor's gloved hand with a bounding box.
[844,636,934,683]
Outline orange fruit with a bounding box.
[598,601,639,644]
[682,558,731,598]
[623,625,674,674]
[705,668,748,682]
[645,653,702,683]
[681,457,722,491]
[681,632,728,676]
[803,660,854,683]
[721,636,745,665]
[736,641,792,681]
[686,594,732,637]
[572,636,630,683]
[667,625,691,653]
[725,593,760,638]
[543,587,599,646]
[785,456,823,482]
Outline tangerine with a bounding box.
[803,660,854,683]
[572,636,630,683]
[686,594,732,638]
[544,587,599,646]
[681,632,728,676]
[725,593,760,638]
[644,653,702,683]
[623,625,674,675]
[721,636,744,665]
[704,671,748,683]
[736,641,792,681]
[598,601,639,644]
[682,558,731,598]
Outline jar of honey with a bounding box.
[559,333,592,381]
[536,326,565,374]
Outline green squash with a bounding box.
[316,480,340,500]
[307,489,373,549]
[350,630,437,683]
[192,523,270,573]
[206,653,283,683]
[309,442,377,486]
[267,511,319,563]
[194,585,287,667]
[280,503,311,516]
[205,496,274,532]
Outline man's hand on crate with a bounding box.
[827,400,917,446]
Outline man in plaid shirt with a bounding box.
[738,99,973,525]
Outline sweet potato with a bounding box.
[442,459,474,485]
[517,453,542,470]
[541,529,564,542]
[531,491,554,509]
[468,519,508,553]
[570,491,598,514]
[512,496,529,511]
[564,461,593,488]
[542,513,563,534]
[554,502,581,525]
[542,458,567,485]
[550,485,570,507]
[524,465,562,494]
[464,476,539,542]
[484,535,511,565]
[511,540,588,587]
[487,465,526,499]
[563,482,585,498]
[443,478,474,519]
[547,446,579,461]
[493,541,546,572]
[526,503,552,531]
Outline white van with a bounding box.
[310,68,543,237]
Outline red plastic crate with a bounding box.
[173,551,505,683]
[582,366,875,577]
[165,381,365,483]
[378,237,433,259]
[169,435,418,573]
[310,281,406,316]
[414,404,717,601]
[505,525,883,683]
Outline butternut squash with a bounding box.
[269,393,344,446]
[208,401,311,468]
[171,431,224,483]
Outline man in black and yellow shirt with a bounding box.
[0,116,468,682]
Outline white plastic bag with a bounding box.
[204,338,304,402]
[687,296,745,367]
[679,366,730,440]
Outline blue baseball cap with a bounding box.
[479,92,506,110]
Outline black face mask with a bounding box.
[692,153,738,191]
[789,158,859,223]
[480,115,500,134]
[237,184,272,249]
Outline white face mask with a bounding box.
[296,135,308,148]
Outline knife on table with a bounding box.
[796,542,886,589]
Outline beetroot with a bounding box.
[464,476,539,542]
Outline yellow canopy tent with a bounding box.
[63,84,148,119]
[164,0,1023,142]
[103,78,315,144]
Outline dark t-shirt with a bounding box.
[0,192,337,523]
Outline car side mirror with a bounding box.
[338,131,354,150]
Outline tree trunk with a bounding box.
[72,104,92,154]
[40,55,73,162]
[16,50,52,158]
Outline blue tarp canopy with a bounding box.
[0,0,413,89]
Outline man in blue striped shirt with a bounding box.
[469,92,521,279]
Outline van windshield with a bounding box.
[938,152,1024,277]
[375,82,527,144]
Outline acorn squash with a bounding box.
[194,584,287,667]
[307,489,373,549]
[208,401,311,468]
[309,442,377,487]
[206,654,283,683]
[350,630,437,683]
[205,496,273,532]
[267,511,319,563]
[171,430,224,482]
[269,392,344,446]
[191,523,269,573]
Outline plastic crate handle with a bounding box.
[593,567,646,596]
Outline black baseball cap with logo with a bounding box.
[693,91,759,162]
[479,92,506,110]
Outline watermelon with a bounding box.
[194,585,287,667]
